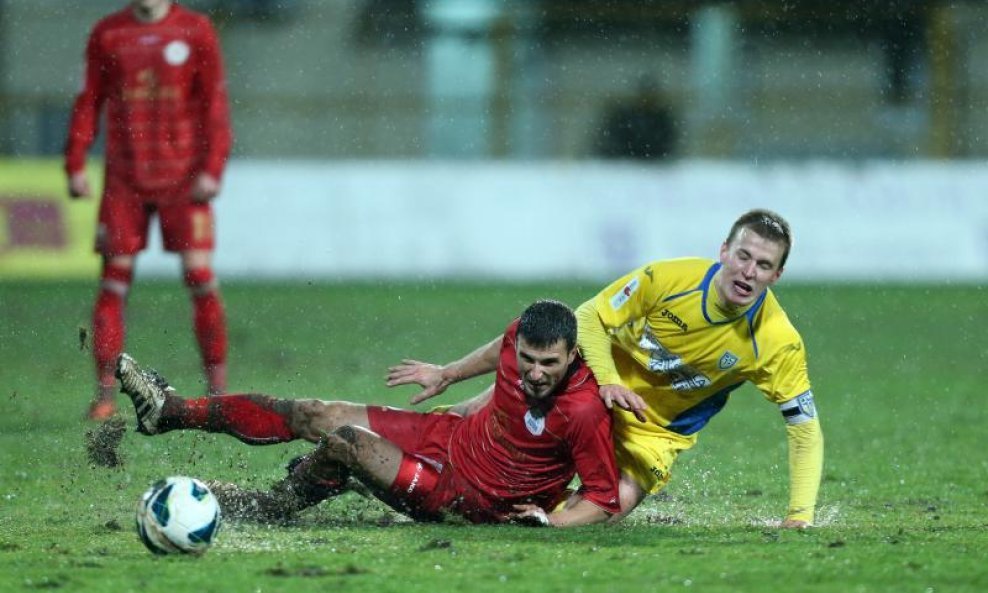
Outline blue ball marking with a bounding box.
[188,516,219,544]
[191,480,210,501]
[150,483,174,527]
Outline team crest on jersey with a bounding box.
[524,409,546,436]
[164,40,190,65]
[609,276,640,310]
[718,351,739,370]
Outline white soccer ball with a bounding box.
[136,476,221,555]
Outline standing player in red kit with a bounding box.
[65,0,233,419]
[116,300,620,527]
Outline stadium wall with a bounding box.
[2,160,985,283]
[5,2,988,160]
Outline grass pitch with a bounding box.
[0,280,985,592]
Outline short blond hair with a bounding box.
[726,209,792,268]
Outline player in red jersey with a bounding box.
[117,300,620,527]
[65,0,233,419]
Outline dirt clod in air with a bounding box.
[86,416,127,468]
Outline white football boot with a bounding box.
[115,353,174,435]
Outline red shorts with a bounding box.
[367,406,504,523]
[96,177,215,256]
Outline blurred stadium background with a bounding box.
[1,0,986,283]
[1,8,986,589]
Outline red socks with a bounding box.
[184,267,228,394]
[93,263,133,394]
[162,394,296,444]
[90,263,228,398]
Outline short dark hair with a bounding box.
[517,299,577,351]
[726,209,793,269]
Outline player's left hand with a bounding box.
[191,173,221,202]
[781,518,810,529]
[507,504,551,527]
[386,359,451,405]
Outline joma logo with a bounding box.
[660,308,688,332]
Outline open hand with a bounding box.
[386,359,450,405]
[506,504,550,527]
[599,384,648,423]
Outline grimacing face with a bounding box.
[515,336,576,400]
[714,227,785,309]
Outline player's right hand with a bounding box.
[507,504,551,527]
[68,171,91,199]
[599,384,648,423]
[386,359,451,405]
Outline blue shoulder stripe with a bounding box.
[745,291,768,359]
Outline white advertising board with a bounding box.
[138,161,988,282]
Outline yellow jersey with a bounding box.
[581,257,810,432]
[577,257,822,522]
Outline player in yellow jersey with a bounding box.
[573,209,823,528]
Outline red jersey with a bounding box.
[65,3,232,200]
[448,321,621,515]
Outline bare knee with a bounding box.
[315,424,367,465]
[289,401,368,442]
[289,399,337,442]
[105,254,135,270]
[180,249,212,271]
[328,424,370,452]
[333,424,360,444]
[608,474,648,523]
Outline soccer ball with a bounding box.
[136,476,221,555]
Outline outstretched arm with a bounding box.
[782,416,824,528]
[386,336,502,405]
[548,499,612,527]
[576,301,648,422]
[508,500,611,528]
[754,332,822,528]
